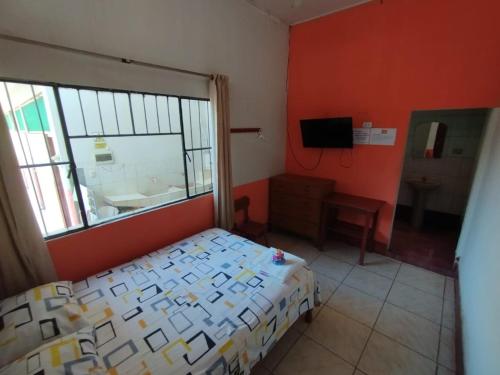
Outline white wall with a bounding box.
[398,109,487,215]
[456,108,500,374]
[0,0,289,186]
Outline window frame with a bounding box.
[1,77,214,240]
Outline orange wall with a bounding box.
[286,0,500,245]
[234,178,269,223]
[48,179,269,281]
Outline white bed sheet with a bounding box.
[73,228,316,375]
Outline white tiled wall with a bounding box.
[398,110,487,215]
[73,136,186,207]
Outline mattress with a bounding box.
[73,228,316,374]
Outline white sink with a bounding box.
[405,179,441,229]
[406,179,441,192]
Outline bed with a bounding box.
[73,228,317,374]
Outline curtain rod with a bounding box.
[0,33,214,80]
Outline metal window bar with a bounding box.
[205,100,213,191]
[111,93,121,135]
[95,91,106,135]
[19,161,70,169]
[67,132,182,139]
[181,98,214,196]
[142,94,149,133]
[127,94,137,135]
[187,100,197,195]
[166,97,172,133]
[1,77,213,239]
[154,96,161,133]
[178,98,191,200]
[197,101,206,193]
[76,90,89,136]
[53,86,89,229]
[206,101,211,148]
[184,146,212,152]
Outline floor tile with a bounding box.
[258,232,453,375]
[358,331,436,375]
[287,240,321,265]
[444,277,455,302]
[437,365,455,375]
[322,241,361,265]
[274,335,354,375]
[360,252,401,279]
[442,299,455,330]
[309,255,353,282]
[305,306,371,364]
[327,284,383,327]
[261,328,301,371]
[396,263,445,297]
[438,327,456,371]
[343,267,393,300]
[375,303,440,360]
[390,220,457,275]
[387,282,443,324]
[314,272,340,304]
[291,306,321,334]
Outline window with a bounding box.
[0,80,213,238]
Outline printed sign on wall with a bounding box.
[352,127,397,146]
[353,128,370,144]
[370,128,397,145]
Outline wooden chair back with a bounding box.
[234,196,250,226]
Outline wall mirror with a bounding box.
[411,122,447,159]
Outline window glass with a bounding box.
[0,82,83,237]
[1,80,212,238]
[181,98,213,195]
[71,135,186,225]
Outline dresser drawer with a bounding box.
[270,213,319,238]
[269,174,334,242]
[270,195,321,223]
[292,182,325,199]
[270,179,325,200]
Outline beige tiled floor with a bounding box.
[252,232,457,375]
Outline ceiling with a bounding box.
[246,0,372,25]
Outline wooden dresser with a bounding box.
[269,174,335,244]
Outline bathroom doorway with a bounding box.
[390,108,490,275]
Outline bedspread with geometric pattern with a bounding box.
[73,228,316,375]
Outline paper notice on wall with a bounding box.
[353,128,371,144]
[369,128,397,146]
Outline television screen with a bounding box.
[300,117,353,148]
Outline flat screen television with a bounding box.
[300,117,353,148]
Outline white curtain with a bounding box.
[210,75,234,230]
[0,103,57,298]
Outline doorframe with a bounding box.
[386,108,492,264]
[455,108,499,260]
